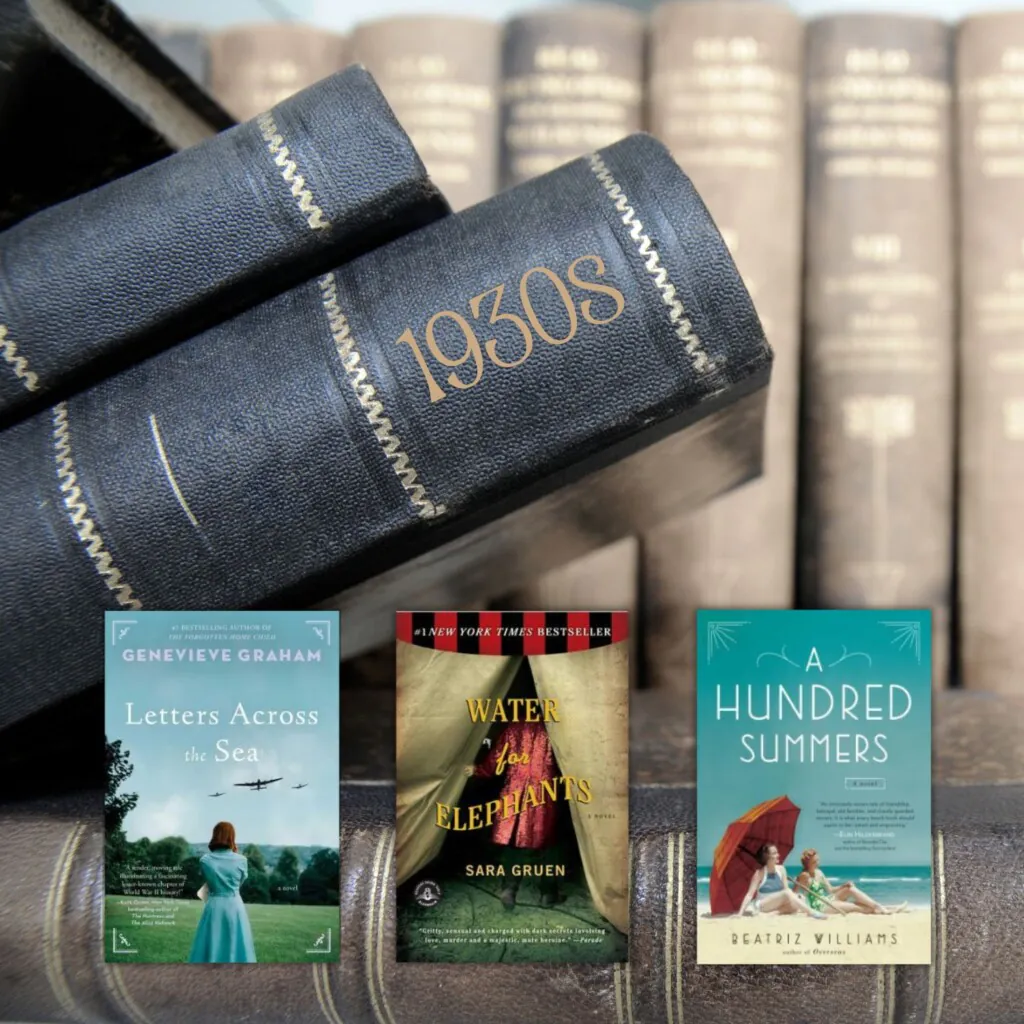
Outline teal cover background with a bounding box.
[696,611,931,872]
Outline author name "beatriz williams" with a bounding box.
[119,648,321,663]
[730,928,899,946]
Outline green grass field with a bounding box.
[104,896,339,963]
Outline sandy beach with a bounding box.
[696,907,932,964]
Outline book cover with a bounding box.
[696,610,932,964]
[394,610,629,963]
[103,611,340,964]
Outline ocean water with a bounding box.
[696,866,932,912]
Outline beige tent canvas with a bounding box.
[394,610,630,965]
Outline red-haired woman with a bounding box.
[188,822,257,962]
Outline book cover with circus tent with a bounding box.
[103,611,340,964]
[394,610,629,964]
[696,610,932,964]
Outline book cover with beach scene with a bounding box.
[103,611,340,963]
[696,610,932,964]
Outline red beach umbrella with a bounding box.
[708,795,801,915]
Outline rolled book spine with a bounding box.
[0,65,451,423]
[0,771,1020,1024]
[0,133,771,729]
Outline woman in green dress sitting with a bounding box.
[188,821,257,963]
[794,849,906,915]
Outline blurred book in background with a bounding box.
[956,12,1024,695]
[641,0,805,696]
[208,22,349,121]
[801,14,955,688]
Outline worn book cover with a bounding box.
[696,610,932,964]
[103,611,340,963]
[395,611,629,963]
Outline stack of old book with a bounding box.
[1,3,1023,1024]
[0,0,771,746]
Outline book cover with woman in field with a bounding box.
[103,610,339,964]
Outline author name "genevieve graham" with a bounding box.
[119,647,322,663]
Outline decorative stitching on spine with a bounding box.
[53,402,143,608]
[0,324,40,391]
[257,112,331,231]
[318,274,446,519]
[587,152,712,374]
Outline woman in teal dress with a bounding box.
[188,821,257,963]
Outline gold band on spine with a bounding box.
[586,153,710,374]
[0,323,39,392]
[43,822,88,1021]
[101,964,153,1024]
[53,402,142,609]
[664,833,676,1024]
[615,958,637,1024]
[319,274,446,519]
[365,829,399,1024]
[257,112,332,231]
[676,834,684,1024]
[313,962,344,1024]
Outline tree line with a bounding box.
[105,738,339,906]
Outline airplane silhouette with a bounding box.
[234,777,282,791]
[209,792,225,798]
[292,783,308,789]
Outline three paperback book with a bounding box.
[101,608,932,968]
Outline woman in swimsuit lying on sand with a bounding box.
[793,849,908,915]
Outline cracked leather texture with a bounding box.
[0,690,1021,1023]
[0,0,232,233]
[0,64,450,421]
[0,788,1020,1022]
[0,133,771,731]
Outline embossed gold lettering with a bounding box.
[397,253,625,401]
[395,327,446,403]
[469,283,533,367]
[520,266,578,344]
[425,311,485,391]
[566,254,626,324]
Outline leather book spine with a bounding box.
[349,16,501,212]
[0,66,451,424]
[0,0,232,231]
[640,1,805,695]
[499,3,645,188]
[139,21,210,88]
[208,22,349,123]
[801,15,956,687]
[0,133,771,732]
[2,784,1021,1023]
[956,13,1024,694]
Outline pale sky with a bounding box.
[120,0,1020,32]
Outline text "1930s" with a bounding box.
[396,253,626,403]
